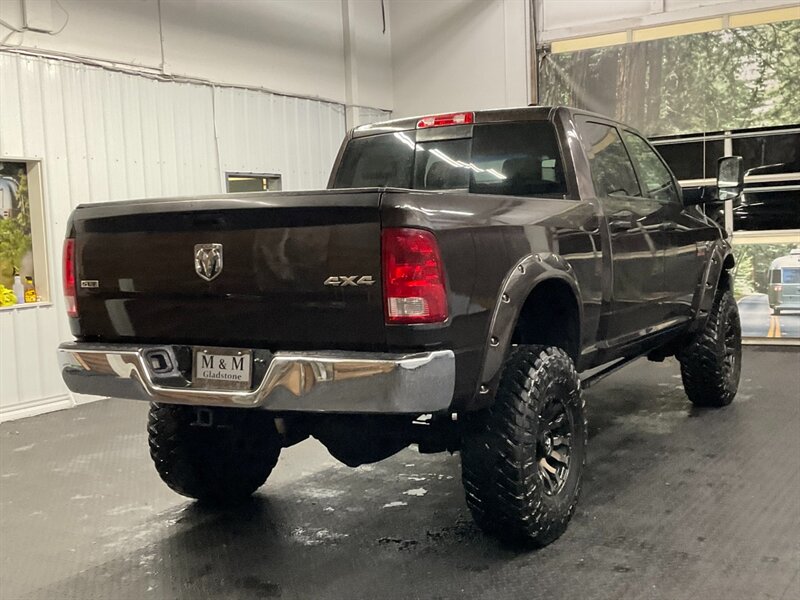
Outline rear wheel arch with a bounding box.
[719,252,735,291]
[689,241,734,333]
[478,255,583,401]
[723,252,735,270]
[512,279,581,364]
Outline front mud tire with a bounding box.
[679,287,742,407]
[460,345,587,546]
[148,404,282,505]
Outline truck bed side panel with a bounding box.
[380,190,603,408]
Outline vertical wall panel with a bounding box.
[0,53,352,420]
[0,58,24,156]
[0,311,21,409]
[212,87,345,192]
[37,58,70,344]
[18,59,46,159]
[61,64,92,214]
[355,106,392,126]
[139,80,163,197]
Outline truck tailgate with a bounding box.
[69,190,385,349]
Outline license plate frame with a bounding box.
[192,347,253,391]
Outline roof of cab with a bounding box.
[350,105,630,138]
[351,105,561,138]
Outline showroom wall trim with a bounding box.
[0,0,394,114]
[0,51,354,421]
[547,6,800,53]
[537,0,799,45]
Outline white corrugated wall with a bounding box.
[0,52,357,421]
[213,86,347,188]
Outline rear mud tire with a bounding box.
[679,287,742,407]
[148,404,282,505]
[460,345,587,546]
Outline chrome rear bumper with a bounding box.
[58,342,455,413]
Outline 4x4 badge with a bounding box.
[324,275,375,287]
[195,243,223,281]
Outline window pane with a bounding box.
[655,141,704,180]
[734,187,800,231]
[468,122,567,197]
[733,133,800,174]
[335,122,568,197]
[704,140,725,178]
[783,268,800,284]
[333,133,415,188]
[731,132,799,232]
[413,139,471,190]
[578,122,640,197]
[0,161,38,305]
[622,131,679,204]
[654,139,725,180]
[226,174,281,193]
[770,269,781,283]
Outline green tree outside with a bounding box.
[540,20,800,137]
[0,163,32,290]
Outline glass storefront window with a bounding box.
[733,132,800,174]
[653,139,725,181]
[0,161,46,307]
[226,173,282,193]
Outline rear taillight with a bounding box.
[63,238,78,317]
[416,112,474,129]
[774,284,782,292]
[382,228,448,324]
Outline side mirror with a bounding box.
[717,156,744,202]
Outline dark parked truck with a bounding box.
[59,106,744,546]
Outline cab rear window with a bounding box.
[333,121,568,198]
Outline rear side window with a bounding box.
[770,269,782,283]
[333,122,568,198]
[577,121,640,198]
[333,133,415,188]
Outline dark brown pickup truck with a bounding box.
[59,106,744,546]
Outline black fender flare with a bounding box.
[476,252,583,400]
[688,238,735,333]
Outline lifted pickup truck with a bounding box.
[59,106,744,546]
